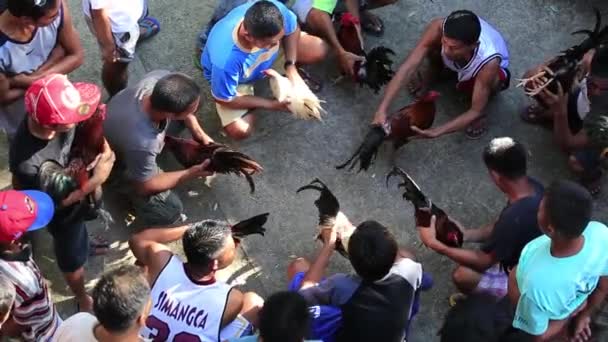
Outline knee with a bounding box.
[243,291,265,309]
[451,266,468,287]
[223,118,254,140]
[311,39,330,63]
[287,257,311,280]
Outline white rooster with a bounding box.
[265,69,326,121]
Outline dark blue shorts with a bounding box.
[47,219,89,273]
[289,272,342,342]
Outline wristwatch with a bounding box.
[284,60,297,69]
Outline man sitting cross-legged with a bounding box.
[201,0,328,140]
[129,218,264,341]
[417,137,542,302]
[372,10,510,139]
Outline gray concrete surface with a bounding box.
[3,0,608,341]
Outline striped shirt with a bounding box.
[0,258,61,341]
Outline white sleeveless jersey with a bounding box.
[441,18,509,82]
[141,255,233,342]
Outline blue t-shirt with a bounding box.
[201,0,297,101]
[513,221,608,335]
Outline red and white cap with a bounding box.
[0,190,55,243]
[25,74,102,126]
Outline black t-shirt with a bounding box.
[9,119,75,191]
[481,177,544,272]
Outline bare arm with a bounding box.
[134,167,207,196]
[216,95,285,111]
[34,5,84,77]
[282,25,300,65]
[300,228,337,289]
[183,114,213,145]
[462,221,495,243]
[220,289,244,328]
[571,277,608,341]
[373,18,443,123]
[306,8,345,53]
[544,85,590,150]
[0,74,25,104]
[90,8,116,63]
[435,244,495,272]
[129,223,191,283]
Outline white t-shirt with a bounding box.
[82,0,145,32]
[54,312,98,342]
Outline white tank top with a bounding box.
[441,18,509,82]
[141,255,233,342]
[0,4,63,74]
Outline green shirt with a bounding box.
[313,0,338,13]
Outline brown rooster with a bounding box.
[296,179,355,258]
[164,135,263,193]
[337,91,440,172]
[338,13,395,93]
[37,105,108,222]
[231,213,270,243]
[386,167,463,248]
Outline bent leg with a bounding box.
[223,113,256,140]
[131,189,184,228]
[452,265,482,295]
[297,32,329,65]
[102,61,129,97]
[240,292,264,327]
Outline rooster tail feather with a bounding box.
[231,213,270,238]
[241,169,257,194]
[335,143,364,170]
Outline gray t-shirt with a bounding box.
[0,3,64,136]
[104,70,171,182]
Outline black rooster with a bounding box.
[338,13,395,93]
[386,167,463,248]
[296,179,354,258]
[231,213,269,243]
[518,8,608,104]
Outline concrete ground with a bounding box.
[1,0,608,341]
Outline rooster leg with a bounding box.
[332,75,346,85]
[335,144,364,170]
[385,166,409,187]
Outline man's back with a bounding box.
[514,221,608,335]
[141,255,233,342]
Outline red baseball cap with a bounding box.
[25,74,101,126]
[0,190,55,243]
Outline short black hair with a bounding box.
[243,1,284,39]
[443,10,481,45]
[483,137,527,179]
[7,0,57,20]
[439,294,514,342]
[545,180,593,239]
[0,276,15,318]
[92,265,150,333]
[182,220,232,268]
[259,291,310,342]
[348,221,398,281]
[150,73,200,114]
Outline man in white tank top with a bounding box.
[373,10,510,139]
[0,0,84,138]
[129,214,264,342]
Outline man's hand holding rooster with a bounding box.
[410,125,442,139]
[417,215,445,251]
[338,50,366,78]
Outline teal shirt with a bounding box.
[513,221,608,335]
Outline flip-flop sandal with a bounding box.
[465,116,487,139]
[360,11,384,37]
[297,66,323,93]
[520,104,552,128]
[138,16,161,42]
[448,293,466,307]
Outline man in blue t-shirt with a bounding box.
[417,137,543,300]
[201,0,327,140]
[508,180,608,341]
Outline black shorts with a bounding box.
[47,219,89,273]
